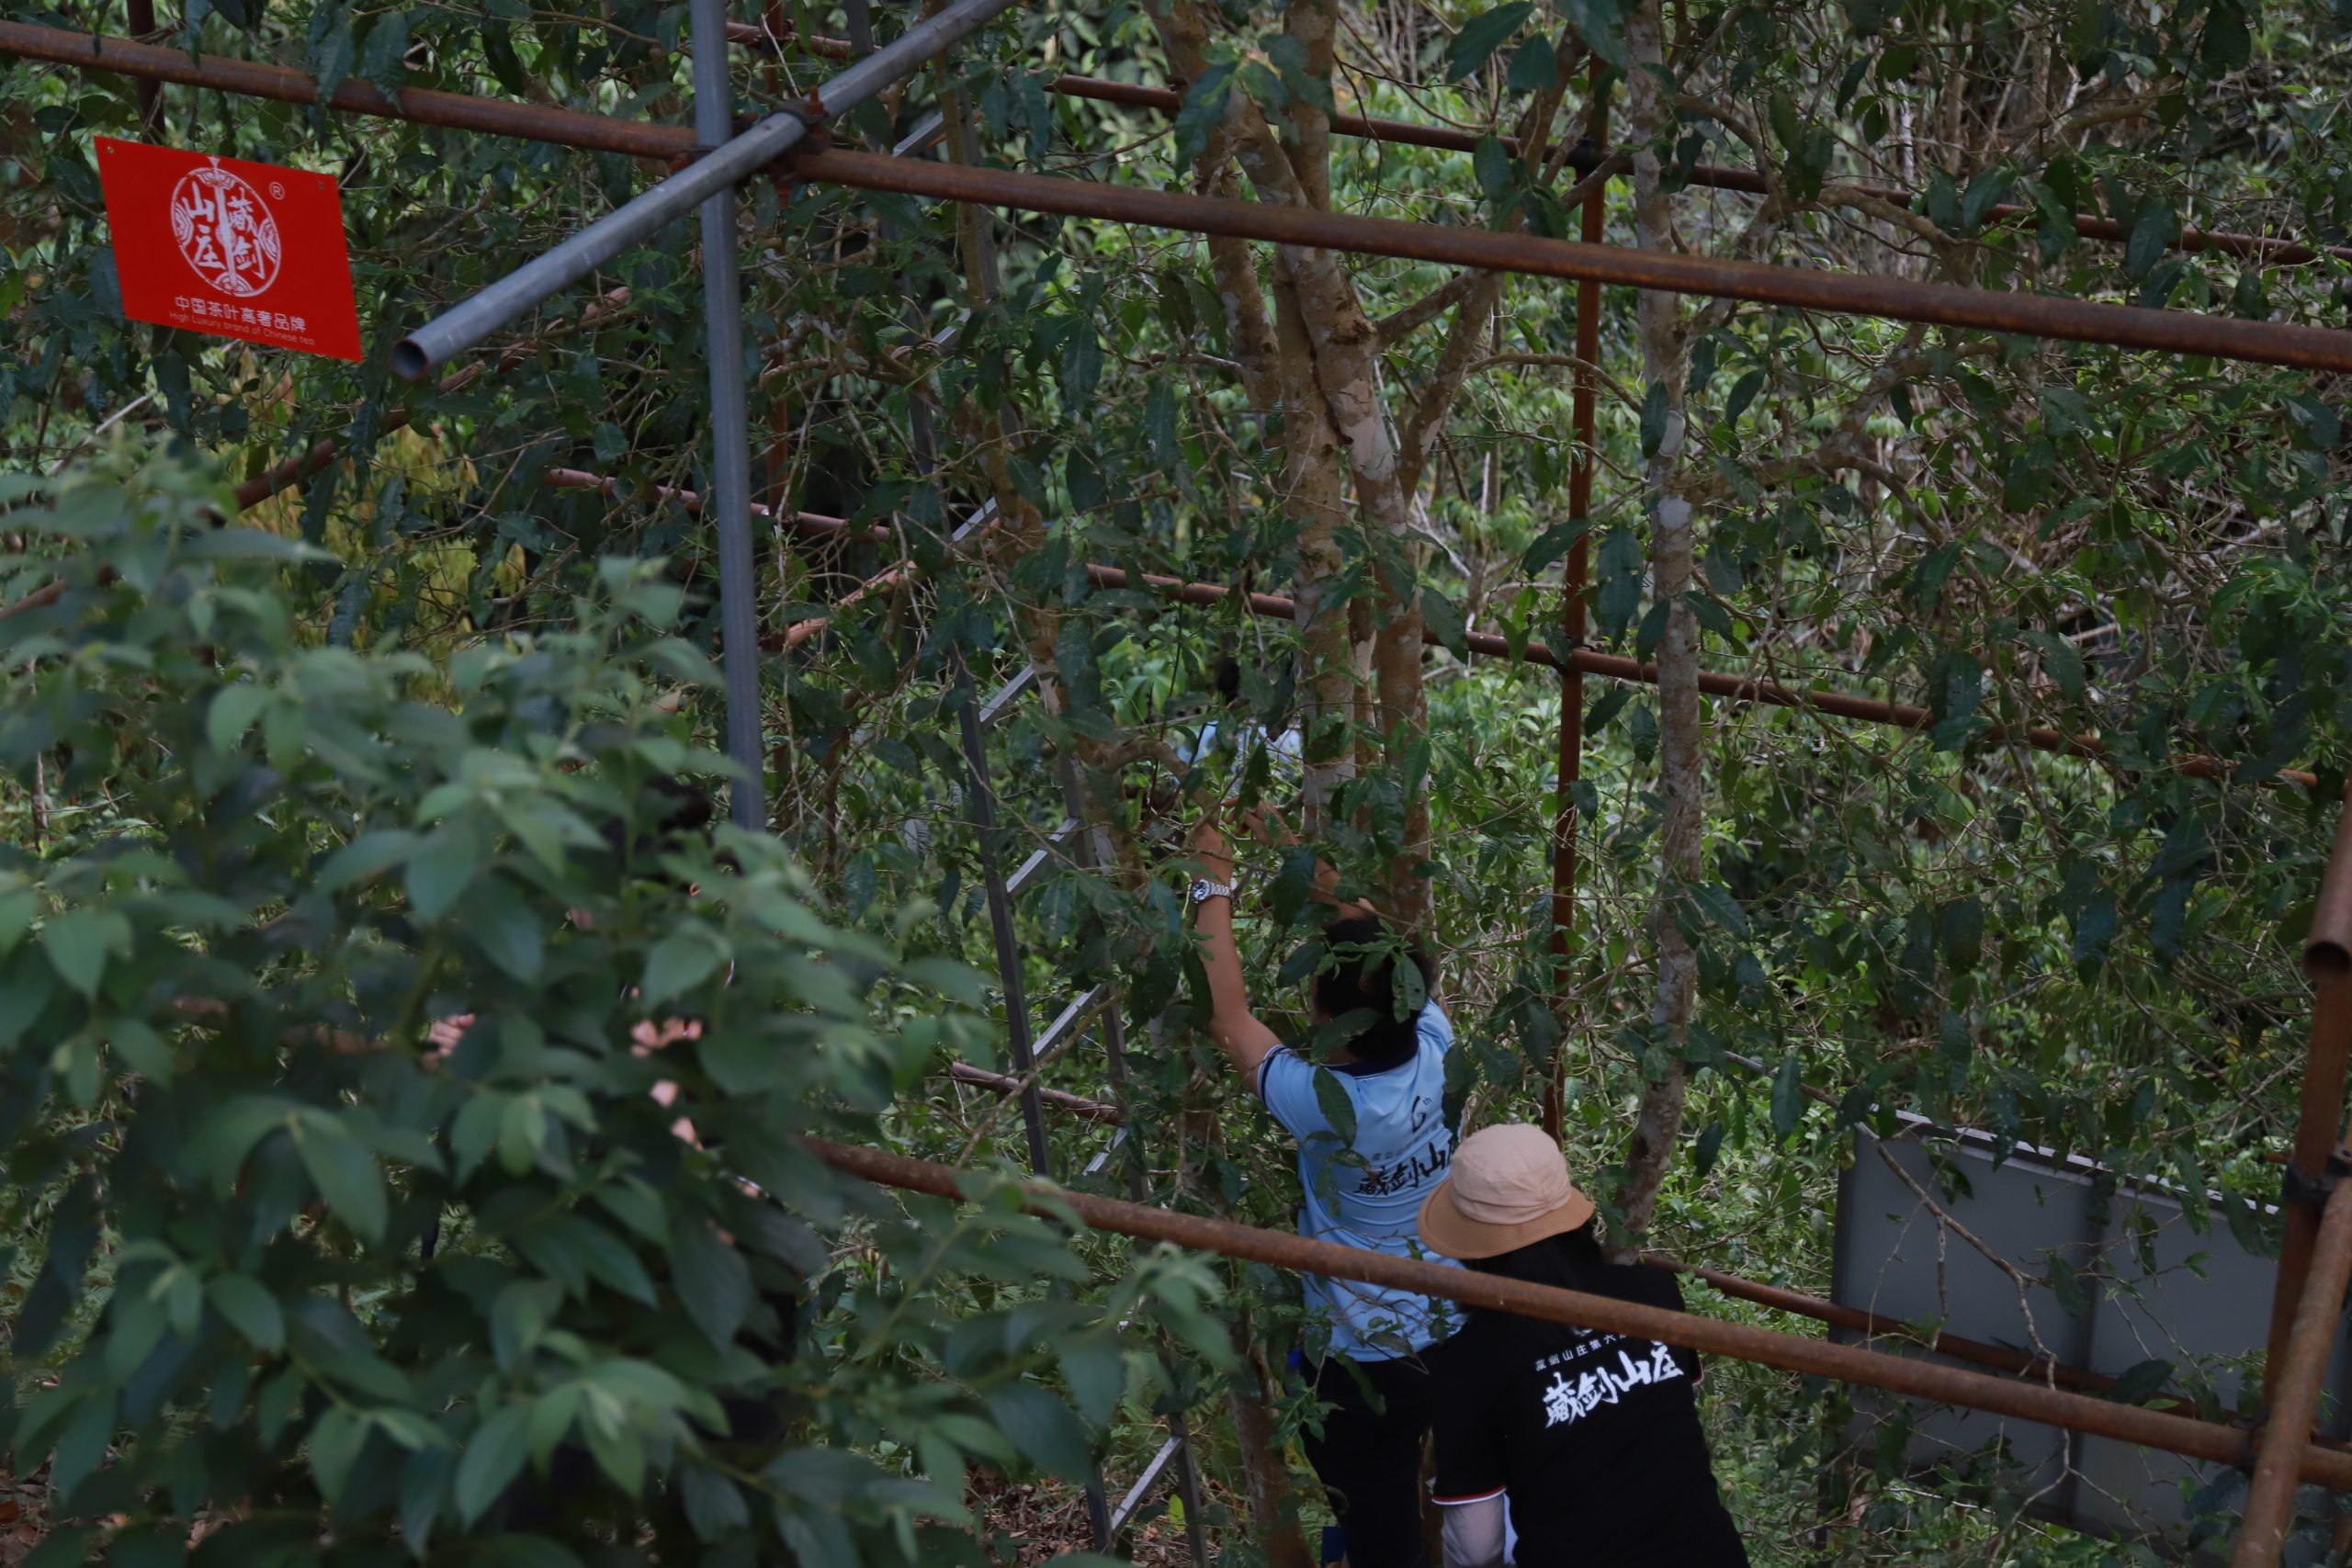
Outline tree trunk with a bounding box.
[1617,0,1701,1243]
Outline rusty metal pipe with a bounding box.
[12,24,2339,269]
[2236,1171,2352,1564]
[1039,72,2346,266]
[806,1134,2352,1490]
[790,148,2352,374]
[7,26,2349,367]
[1661,1258,2123,1398]
[2268,788,2352,1396]
[1545,68,1606,1145]
[0,22,695,158]
[1079,561,2314,788]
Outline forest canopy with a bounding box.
[2,0,2350,1561]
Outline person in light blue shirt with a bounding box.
[1186,809,1461,1568]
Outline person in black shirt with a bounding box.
[1416,1123,1749,1568]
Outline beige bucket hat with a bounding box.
[1418,1122,1596,1259]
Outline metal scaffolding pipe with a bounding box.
[788,148,2352,374]
[9,20,2343,374]
[8,25,2350,372]
[1544,65,1605,1144]
[2267,784,2352,1395]
[0,21,694,158]
[1078,561,2315,789]
[805,1134,2352,1491]
[690,0,764,832]
[388,0,1019,379]
[1037,72,2351,266]
[2235,1170,2352,1565]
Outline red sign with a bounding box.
[95,137,363,362]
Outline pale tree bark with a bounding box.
[1616,0,1702,1243]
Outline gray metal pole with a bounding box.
[954,659,1053,1176]
[688,0,765,831]
[391,0,1018,380]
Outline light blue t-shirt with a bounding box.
[1256,1005,1464,1361]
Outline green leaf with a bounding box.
[405,823,479,921]
[1939,897,1984,972]
[1311,1066,1359,1146]
[1445,3,1533,80]
[1419,587,1469,657]
[672,1213,752,1350]
[1521,518,1590,577]
[1639,379,1670,457]
[206,683,268,752]
[678,1463,751,1540]
[207,1272,285,1352]
[1058,1333,1126,1427]
[1770,1057,1805,1140]
[2104,1358,2174,1404]
[107,1018,174,1084]
[1170,60,1236,166]
[184,1097,298,1194]
[1583,685,1632,735]
[318,829,421,894]
[309,1406,368,1506]
[2125,201,2179,279]
[983,1382,1095,1481]
[1506,33,1560,92]
[640,924,728,1008]
[291,1111,388,1241]
[2022,628,2086,701]
[1958,166,2014,231]
[43,908,130,998]
[1553,0,1628,67]
[454,1402,533,1526]
[1722,367,1766,427]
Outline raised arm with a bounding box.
[1187,814,1283,1081]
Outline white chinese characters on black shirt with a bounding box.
[1429,1260,1749,1568]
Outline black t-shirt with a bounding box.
[1429,1261,1748,1567]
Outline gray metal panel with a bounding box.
[1833,1115,2349,1561]
[1834,1126,2084,1498]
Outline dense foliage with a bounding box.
[5,0,2352,1560]
[0,453,1230,1564]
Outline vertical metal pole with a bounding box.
[2234,1165,2352,1567]
[2267,783,2352,1395]
[125,0,161,134]
[1544,62,1608,1143]
[691,0,766,832]
[955,665,1055,1176]
[1057,756,1210,1568]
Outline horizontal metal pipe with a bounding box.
[389,0,1019,378]
[1036,73,2347,266]
[1080,561,2316,789]
[0,22,693,159]
[2234,1172,2352,1564]
[11,24,2337,275]
[16,21,2341,355]
[1657,1258,2112,1392]
[789,148,2352,374]
[807,1134,2352,1490]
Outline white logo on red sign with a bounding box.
[170,158,281,298]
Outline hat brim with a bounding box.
[1417,1176,1596,1260]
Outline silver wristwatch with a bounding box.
[1189,878,1235,905]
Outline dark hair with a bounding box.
[1314,915,1435,1070]
[1464,1223,1608,1293]
[598,774,717,876]
[1213,653,1243,705]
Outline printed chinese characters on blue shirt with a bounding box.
[1256,1004,1463,1361]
